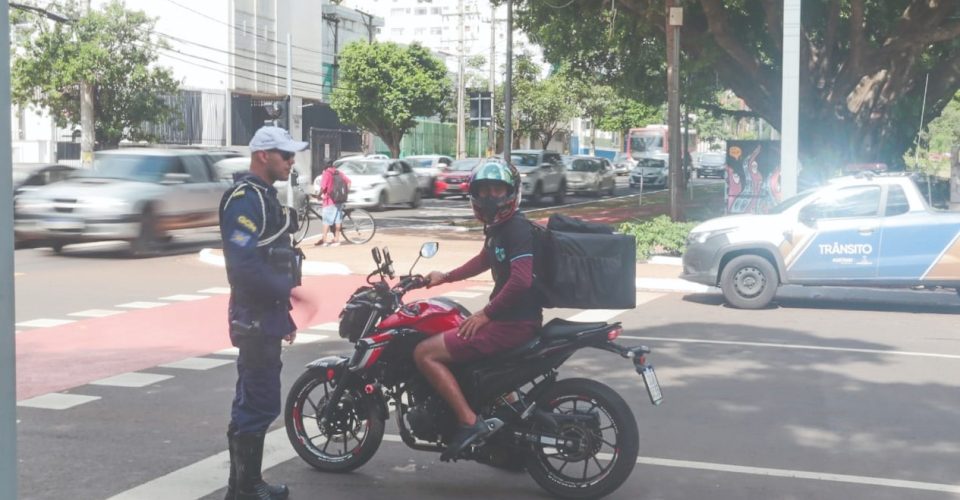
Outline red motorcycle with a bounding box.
[284,243,663,499]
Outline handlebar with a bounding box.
[395,274,429,293]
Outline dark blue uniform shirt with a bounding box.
[219,174,296,338]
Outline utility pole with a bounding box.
[286,33,294,208]
[455,0,466,159]
[780,0,801,198]
[504,0,513,161]
[80,0,93,167]
[666,1,683,221]
[488,4,496,156]
[1,3,18,499]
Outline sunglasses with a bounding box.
[269,149,295,161]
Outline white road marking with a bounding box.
[440,291,483,299]
[293,334,328,344]
[197,287,231,294]
[621,336,960,360]
[69,309,124,318]
[159,294,208,301]
[117,301,168,309]
[14,272,24,277]
[465,285,494,292]
[309,322,339,332]
[110,429,960,500]
[17,393,100,410]
[89,372,173,388]
[213,347,239,356]
[159,358,234,371]
[14,318,76,328]
[635,277,716,294]
[566,309,629,323]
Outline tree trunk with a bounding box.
[589,126,596,155]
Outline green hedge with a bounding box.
[618,215,697,261]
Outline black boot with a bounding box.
[224,424,238,500]
[234,432,290,500]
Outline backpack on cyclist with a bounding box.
[531,214,636,310]
[330,170,349,204]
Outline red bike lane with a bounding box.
[15,275,482,400]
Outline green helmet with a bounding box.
[469,160,521,225]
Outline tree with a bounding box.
[596,98,660,150]
[330,41,451,158]
[514,0,960,171]
[12,0,180,149]
[516,72,579,149]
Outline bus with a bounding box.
[626,125,698,160]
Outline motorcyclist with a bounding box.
[413,159,542,462]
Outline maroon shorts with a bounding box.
[443,320,540,363]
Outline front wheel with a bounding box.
[341,209,376,245]
[553,181,567,204]
[525,378,639,499]
[292,204,311,246]
[719,254,779,309]
[284,370,385,473]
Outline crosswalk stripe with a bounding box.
[159,294,209,301]
[15,318,76,328]
[89,372,173,388]
[17,393,100,410]
[308,322,339,332]
[159,358,233,371]
[69,309,124,318]
[197,287,231,294]
[117,301,167,309]
[565,309,628,323]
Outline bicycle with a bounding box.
[292,197,376,246]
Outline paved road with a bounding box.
[14,274,960,500]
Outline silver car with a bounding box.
[337,159,421,210]
[404,154,453,196]
[14,149,226,255]
[562,156,617,196]
[508,150,567,205]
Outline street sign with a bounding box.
[469,90,492,127]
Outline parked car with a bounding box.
[562,156,616,197]
[695,151,726,179]
[336,158,421,210]
[404,154,453,196]
[213,157,310,211]
[333,154,390,168]
[14,149,227,256]
[629,157,669,189]
[503,149,567,205]
[435,157,482,199]
[612,152,636,175]
[683,173,960,309]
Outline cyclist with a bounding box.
[313,162,351,247]
[414,159,542,462]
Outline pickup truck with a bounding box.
[14,149,227,256]
[682,174,960,308]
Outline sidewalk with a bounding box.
[199,229,707,294]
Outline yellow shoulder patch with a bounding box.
[237,215,258,233]
[230,188,246,199]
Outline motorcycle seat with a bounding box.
[539,318,608,341]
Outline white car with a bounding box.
[508,150,567,205]
[562,156,617,196]
[404,154,453,195]
[336,159,421,210]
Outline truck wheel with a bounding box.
[720,254,779,309]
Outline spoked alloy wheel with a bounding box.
[284,371,385,473]
[526,378,639,499]
[341,209,376,245]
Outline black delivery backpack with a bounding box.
[532,214,637,309]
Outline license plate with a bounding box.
[640,365,663,405]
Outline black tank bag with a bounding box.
[532,214,637,309]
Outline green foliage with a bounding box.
[11,0,180,148]
[618,215,696,261]
[596,97,660,135]
[514,0,960,170]
[331,41,451,158]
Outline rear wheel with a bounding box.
[285,370,385,473]
[130,206,160,258]
[525,378,639,499]
[409,189,422,208]
[554,181,567,204]
[341,209,376,245]
[720,254,779,309]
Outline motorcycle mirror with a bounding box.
[372,247,382,265]
[409,242,440,276]
[383,247,392,265]
[420,242,439,258]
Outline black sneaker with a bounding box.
[441,417,495,462]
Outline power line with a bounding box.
[163,0,339,59]
[158,51,325,97]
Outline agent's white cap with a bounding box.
[249,126,308,152]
